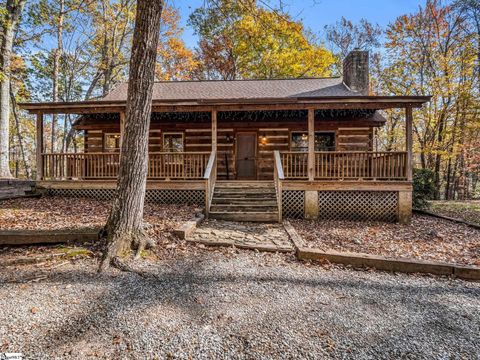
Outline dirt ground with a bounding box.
[292,214,480,266]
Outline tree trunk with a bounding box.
[433,108,448,199]
[444,157,452,200]
[51,0,64,153]
[99,0,164,272]
[0,0,26,178]
[10,85,30,178]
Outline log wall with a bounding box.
[81,117,378,180]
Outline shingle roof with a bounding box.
[102,77,356,101]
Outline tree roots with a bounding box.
[98,226,154,273]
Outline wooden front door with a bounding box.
[236,132,257,179]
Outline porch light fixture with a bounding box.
[301,133,308,141]
[260,133,267,145]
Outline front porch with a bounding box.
[36,148,412,224]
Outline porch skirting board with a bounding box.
[316,191,398,222]
[44,188,205,206]
[40,185,412,223]
[282,191,305,219]
[282,190,411,223]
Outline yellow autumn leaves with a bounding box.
[232,10,335,78]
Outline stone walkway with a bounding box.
[188,219,294,252]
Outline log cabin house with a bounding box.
[20,51,430,223]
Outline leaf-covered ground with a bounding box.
[428,200,480,225]
[292,214,480,266]
[0,197,199,237]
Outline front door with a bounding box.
[236,132,257,179]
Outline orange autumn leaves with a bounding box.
[156,6,198,81]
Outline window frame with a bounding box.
[162,132,184,153]
[289,131,336,152]
[103,132,121,152]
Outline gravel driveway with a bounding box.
[0,250,479,359]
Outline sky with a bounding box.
[171,0,435,48]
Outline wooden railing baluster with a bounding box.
[40,152,210,181]
[278,151,408,181]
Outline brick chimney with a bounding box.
[343,50,369,95]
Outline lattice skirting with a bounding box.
[317,191,398,222]
[282,190,305,219]
[46,189,205,205]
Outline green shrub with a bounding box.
[412,168,436,209]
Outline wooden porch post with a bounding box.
[211,109,217,153]
[36,113,44,180]
[305,108,319,219]
[398,106,413,224]
[211,109,217,179]
[119,111,126,148]
[307,108,315,181]
[405,106,413,181]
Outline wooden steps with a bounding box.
[209,181,279,222]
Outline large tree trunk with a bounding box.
[99,0,163,272]
[0,0,26,178]
[51,0,64,154]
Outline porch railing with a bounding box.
[273,150,284,222]
[280,151,408,181]
[315,151,407,180]
[204,150,217,216]
[280,152,308,179]
[41,151,408,182]
[41,152,210,180]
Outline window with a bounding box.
[162,132,184,152]
[315,132,336,151]
[290,132,335,152]
[104,133,121,151]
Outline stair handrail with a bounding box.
[273,150,284,222]
[204,149,217,217]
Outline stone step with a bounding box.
[209,211,279,222]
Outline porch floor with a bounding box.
[188,220,294,252]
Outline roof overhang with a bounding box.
[19,96,431,115]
